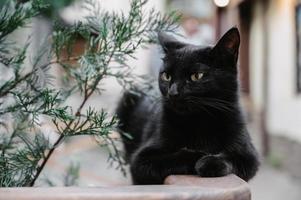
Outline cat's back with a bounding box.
[116,90,161,158]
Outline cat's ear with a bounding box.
[212,27,240,60]
[158,32,186,53]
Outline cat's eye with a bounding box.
[191,72,204,82]
[161,72,171,82]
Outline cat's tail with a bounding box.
[116,91,142,161]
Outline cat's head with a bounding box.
[158,27,240,114]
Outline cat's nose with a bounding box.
[168,83,179,97]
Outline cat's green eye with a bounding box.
[191,72,204,81]
[161,72,171,82]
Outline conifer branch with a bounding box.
[0,0,180,187]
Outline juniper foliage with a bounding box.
[0,0,179,187]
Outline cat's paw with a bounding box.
[194,155,232,177]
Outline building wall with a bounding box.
[250,0,301,142]
[249,0,265,112]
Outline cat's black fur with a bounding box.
[116,28,259,185]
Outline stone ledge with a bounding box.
[0,174,250,200]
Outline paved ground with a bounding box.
[250,164,301,200]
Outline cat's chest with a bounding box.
[168,121,227,153]
[184,135,222,153]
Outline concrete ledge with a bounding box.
[0,174,250,200]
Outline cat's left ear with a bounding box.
[158,32,186,53]
[212,27,240,60]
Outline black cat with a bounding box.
[116,27,259,185]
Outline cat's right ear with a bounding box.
[212,27,240,61]
[158,32,185,53]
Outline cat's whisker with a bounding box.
[186,100,217,118]
[186,96,236,115]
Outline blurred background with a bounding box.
[7,0,301,199]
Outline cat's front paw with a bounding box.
[195,155,232,177]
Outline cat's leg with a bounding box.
[194,140,259,181]
[226,145,259,181]
[130,142,206,184]
[194,153,233,177]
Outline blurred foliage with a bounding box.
[63,162,80,186]
[42,162,80,186]
[40,0,76,18]
[0,0,179,187]
[267,153,283,169]
[0,0,76,18]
